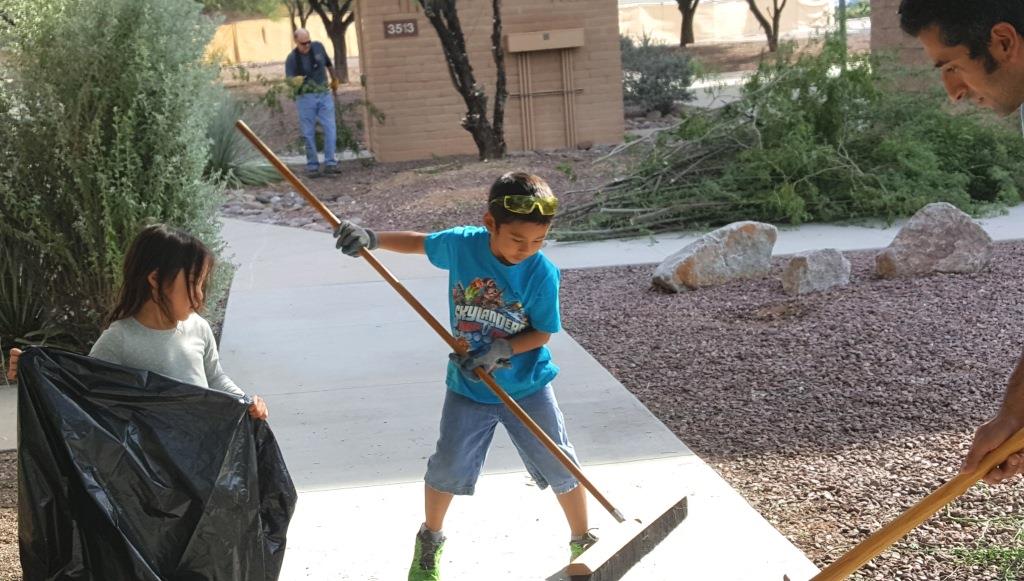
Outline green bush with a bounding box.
[0,0,230,350]
[621,35,696,115]
[556,35,1024,239]
[847,1,871,18]
[206,95,281,188]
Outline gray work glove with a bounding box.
[333,220,378,257]
[450,338,514,381]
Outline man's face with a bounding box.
[918,25,1022,116]
[295,32,312,55]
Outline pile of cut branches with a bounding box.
[555,36,1024,240]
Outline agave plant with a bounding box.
[0,247,60,347]
[205,96,281,188]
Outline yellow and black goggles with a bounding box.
[491,195,559,216]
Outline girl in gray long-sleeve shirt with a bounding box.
[9,224,268,420]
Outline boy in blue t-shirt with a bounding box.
[332,172,597,580]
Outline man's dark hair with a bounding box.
[899,0,1024,71]
[487,172,556,227]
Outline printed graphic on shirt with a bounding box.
[452,278,528,349]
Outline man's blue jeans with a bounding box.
[296,92,337,171]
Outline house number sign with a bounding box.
[384,19,418,39]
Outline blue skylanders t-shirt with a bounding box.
[425,226,561,404]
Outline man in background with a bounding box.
[285,28,340,177]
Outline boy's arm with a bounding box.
[506,329,551,355]
[376,231,426,255]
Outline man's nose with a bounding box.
[943,74,968,103]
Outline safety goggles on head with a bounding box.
[491,195,559,216]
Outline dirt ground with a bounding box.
[0,450,16,581]
[684,29,871,74]
[560,243,1024,580]
[220,146,626,235]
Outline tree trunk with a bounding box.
[286,2,297,34]
[678,0,698,46]
[770,0,785,52]
[310,0,354,84]
[745,0,786,52]
[285,0,313,35]
[490,0,507,158]
[326,18,352,84]
[420,0,507,160]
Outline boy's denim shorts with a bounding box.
[424,384,580,496]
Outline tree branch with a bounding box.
[491,0,506,143]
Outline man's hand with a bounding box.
[962,413,1024,484]
[248,395,269,421]
[330,78,340,93]
[451,339,513,381]
[333,220,378,257]
[6,348,21,382]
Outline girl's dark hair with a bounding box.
[487,172,556,227]
[106,224,214,326]
[899,0,1024,72]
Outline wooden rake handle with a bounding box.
[812,426,1024,580]
[235,120,626,523]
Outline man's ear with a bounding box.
[483,211,498,234]
[990,22,1021,64]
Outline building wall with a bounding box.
[356,0,624,162]
[619,0,833,46]
[870,0,927,65]
[210,17,360,65]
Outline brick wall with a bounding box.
[870,0,928,65]
[355,0,623,162]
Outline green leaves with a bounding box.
[0,0,229,349]
[621,35,696,115]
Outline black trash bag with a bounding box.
[16,347,298,581]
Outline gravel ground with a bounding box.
[560,242,1024,580]
[0,450,16,581]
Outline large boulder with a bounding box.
[782,249,851,295]
[875,203,992,278]
[653,221,778,292]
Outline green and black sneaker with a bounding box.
[569,530,599,561]
[408,526,445,581]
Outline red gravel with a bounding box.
[560,241,1024,580]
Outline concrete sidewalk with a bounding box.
[540,204,1024,269]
